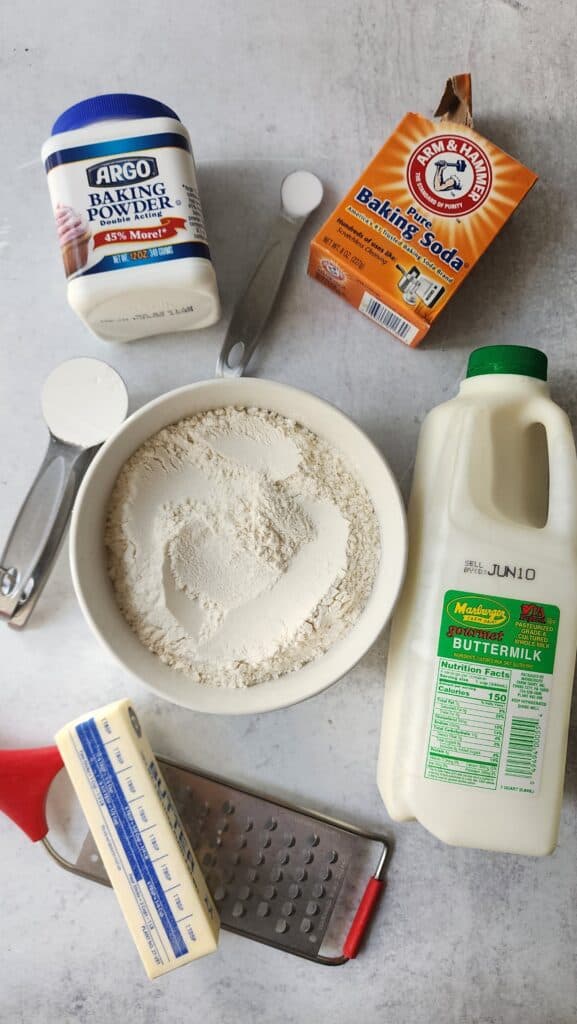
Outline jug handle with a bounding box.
[522,398,577,539]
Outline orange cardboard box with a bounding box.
[308,77,537,346]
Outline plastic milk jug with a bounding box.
[378,345,577,855]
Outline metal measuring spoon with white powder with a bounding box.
[0,358,128,627]
[217,170,323,377]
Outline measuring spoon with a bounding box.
[216,170,323,377]
[0,358,128,628]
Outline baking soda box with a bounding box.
[308,76,537,346]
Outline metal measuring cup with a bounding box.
[0,358,128,628]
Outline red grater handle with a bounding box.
[0,746,64,841]
[342,876,385,959]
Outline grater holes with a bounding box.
[157,765,364,959]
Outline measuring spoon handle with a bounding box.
[216,215,305,378]
[0,437,94,628]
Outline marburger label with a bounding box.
[425,589,560,797]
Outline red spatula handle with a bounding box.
[0,746,64,841]
[342,876,386,960]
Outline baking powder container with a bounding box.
[42,93,220,342]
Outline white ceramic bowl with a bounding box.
[70,378,407,714]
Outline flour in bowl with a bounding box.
[105,406,380,687]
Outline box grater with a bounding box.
[1,749,389,965]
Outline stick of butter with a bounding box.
[55,699,219,978]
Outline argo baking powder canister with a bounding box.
[42,93,220,342]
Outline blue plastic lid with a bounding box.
[51,93,180,134]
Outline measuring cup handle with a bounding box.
[0,746,63,841]
[216,216,303,377]
[0,437,94,628]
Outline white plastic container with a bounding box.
[378,345,577,856]
[41,93,220,342]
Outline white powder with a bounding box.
[105,407,380,688]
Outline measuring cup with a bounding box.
[0,358,128,628]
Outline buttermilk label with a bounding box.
[353,188,465,271]
[424,590,560,796]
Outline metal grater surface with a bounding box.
[73,758,386,963]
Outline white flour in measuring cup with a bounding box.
[105,407,380,687]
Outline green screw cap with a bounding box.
[466,345,548,381]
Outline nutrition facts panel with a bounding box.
[425,659,510,789]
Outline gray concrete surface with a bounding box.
[1,1,577,1021]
